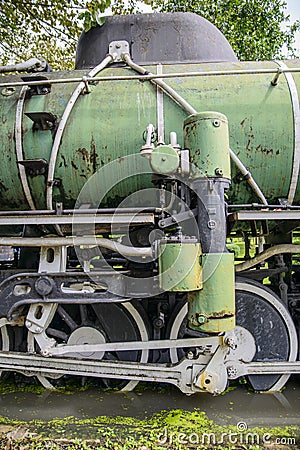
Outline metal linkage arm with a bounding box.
[0,351,207,395]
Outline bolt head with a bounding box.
[225,336,237,349]
[197,315,207,324]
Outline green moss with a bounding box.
[0,377,47,395]
[0,375,96,396]
[0,409,298,449]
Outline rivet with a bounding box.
[215,167,223,176]
[197,315,208,324]
[207,220,217,230]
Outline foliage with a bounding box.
[82,0,299,60]
[0,0,89,70]
[0,0,299,70]
[152,0,300,60]
[0,0,144,69]
[0,409,299,449]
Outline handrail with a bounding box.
[2,66,300,88]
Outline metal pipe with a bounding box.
[228,204,300,209]
[0,207,161,216]
[122,53,197,115]
[275,61,300,206]
[15,86,36,210]
[3,67,300,88]
[123,53,268,205]
[156,64,165,143]
[229,149,268,205]
[0,58,46,73]
[235,244,300,272]
[0,237,153,257]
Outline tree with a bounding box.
[89,0,299,60]
[151,0,299,60]
[0,0,299,70]
[0,0,133,70]
[0,0,90,70]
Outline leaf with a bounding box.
[96,16,107,27]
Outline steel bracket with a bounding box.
[109,41,130,62]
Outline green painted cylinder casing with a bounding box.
[150,144,180,174]
[159,242,202,292]
[188,252,235,333]
[184,112,231,179]
[1,60,300,213]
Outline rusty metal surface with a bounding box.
[75,13,237,68]
[0,59,299,214]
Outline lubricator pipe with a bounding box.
[46,54,115,218]
[122,53,268,205]
[0,237,152,257]
[235,244,300,272]
[229,149,268,205]
[0,58,46,73]
[122,53,197,116]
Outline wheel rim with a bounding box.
[169,281,298,392]
[0,321,9,377]
[29,302,148,391]
[235,280,298,391]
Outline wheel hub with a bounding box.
[66,326,106,359]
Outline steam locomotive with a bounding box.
[0,12,299,394]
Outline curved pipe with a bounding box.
[15,86,36,210]
[235,244,300,272]
[0,237,152,258]
[122,53,197,116]
[46,54,115,221]
[229,149,268,205]
[0,58,46,73]
[122,53,268,205]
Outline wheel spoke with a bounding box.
[57,305,78,331]
[46,327,69,341]
[79,304,88,325]
[26,302,149,391]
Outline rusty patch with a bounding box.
[77,147,89,161]
[0,181,8,192]
[90,135,98,173]
[60,155,68,168]
[256,145,274,155]
[246,139,252,152]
